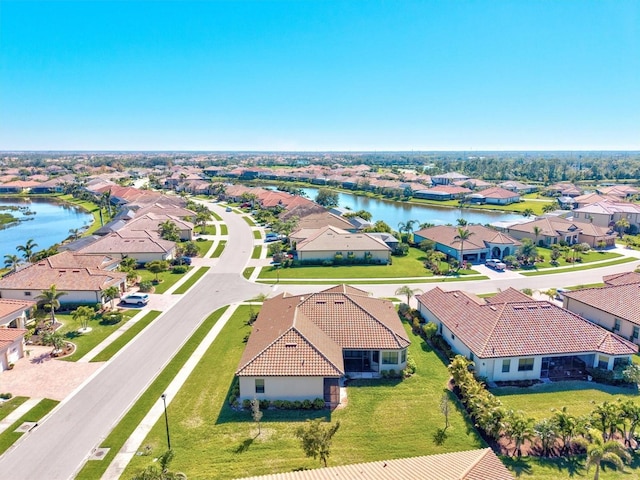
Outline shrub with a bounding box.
[242,399,251,409]
[404,354,417,376]
[228,394,237,406]
[398,303,410,315]
[259,399,270,409]
[412,318,421,334]
[380,369,389,378]
[422,322,437,340]
[0,392,12,400]
[321,260,333,266]
[172,265,188,274]
[139,280,154,292]
[293,400,302,409]
[101,312,123,325]
[313,398,325,409]
[302,399,313,410]
[196,237,206,242]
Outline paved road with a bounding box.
[0,205,269,480]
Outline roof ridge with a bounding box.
[478,303,504,357]
[292,316,344,375]
[460,448,493,480]
[236,324,296,375]
[350,295,410,347]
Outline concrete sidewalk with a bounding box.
[100,302,241,480]
[0,398,43,435]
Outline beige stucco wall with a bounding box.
[564,297,637,344]
[0,338,24,371]
[297,249,389,263]
[0,289,103,305]
[239,376,325,401]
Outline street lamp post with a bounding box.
[161,393,171,450]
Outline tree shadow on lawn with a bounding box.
[491,380,638,398]
[503,455,586,478]
[64,331,82,339]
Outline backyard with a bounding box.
[122,307,485,479]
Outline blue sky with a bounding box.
[1,1,638,151]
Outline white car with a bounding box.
[485,259,506,271]
[121,293,150,306]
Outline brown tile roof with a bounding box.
[506,217,613,238]
[237,448,513,480]
[0,299,35,323]
[0,328,28,350]
[296,226,390,253]
[603,271,640,286]
[421,185,473,195]
[486,288,532,304]
[564,283,640,326]
[476,186,521,199]
[42,251,120,270]
[237,286,410,377]
[414,225,521,251]
[120,213,194,233]
[78,231,175,254]
[417,287,637,358]
[291,212,354,231]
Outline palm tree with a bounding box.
[453,227,474,266]
[36,284,68,326]
[504,410,534,457]
[398,220,418,243]
[73,305,95,332]
[69,228,82,240]
[532,226,543,246]
[16,238,38,263]
[103,286,121,310]
[542,203,556,214]
[3,254,22,273]
[522,208,534,218]
[543,288,557,302]
[456,218,468,226]
[395,285,423,307]
[615,218,630,238]
[575,429,631,480]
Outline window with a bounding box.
[400,349,407,363]
[24,292,31,297]
[382,351,399,365]
[518,358,534,372]
[451,333,455,341]
[614,319,621,331]
[598,355,609,370]
[502,359,511,373]
[633,326,639,340]
[255,379,265,394]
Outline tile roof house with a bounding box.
[417,287,637,382]
[596,185,639,199]
[118,213,195,241]
[466,186,521,205]
[497,181,538,194]
[413,225,521,263]
[0,252,126,306]
[0,299,35,329]
[78,230,176,264]
[0,327,28,372]
[413,185,472,201]
[572,201,640,231]
[431,172,470,185]
[563,281,640,345]
[292,226,391,264]
[237,448,513,480]
[506,216,617,248]
[603,271,640,286]
[236,285,410,404]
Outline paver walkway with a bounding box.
[101,302,241,480]
[0,398,43,435]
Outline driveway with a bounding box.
[0,346,103,401]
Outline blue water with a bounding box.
[0,198,94,259]
[298,187,522,228]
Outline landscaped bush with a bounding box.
[172,265,188,274]
[139,281,153,292]
[0,392,12,400]
[403,354,417,377]
[101,312,124,325]
[422,322,437,340]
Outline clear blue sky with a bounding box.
[1,1,638,151]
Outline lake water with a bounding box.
[299,187,523,227]
[0,198,94,259]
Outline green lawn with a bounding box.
[243,267,254,279]
[259,248,477,280]
[520,257,637,276]
[220,224,229,235]
[173,267,210,294]
[123,309,484,479]
[194,240,213,257]
[200,225,217,235]
[530,247,621,269]
[253,230,262,239]
[57,310,138,362]
[500,454,640,480]
[259,276,489,285]
[0,399,59,454]
[244,216,256,226]
[211,240,227,258]
[90,311,162,362]
[492,381,640,420]
[211,211,223,221]
[251,246,262,259]
[76,306,229,480]
[138,267,192,294]
[0,396,28,421]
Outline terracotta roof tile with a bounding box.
[603,271,640,286]
[564,283,640,326]
[0,328,28,349]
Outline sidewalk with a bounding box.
[100,303,241,480]
[0,398,43,435]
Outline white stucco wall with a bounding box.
[297,249,389,263]
[564,297,637,343]
[0,289,103,305]
[239,376,325,401]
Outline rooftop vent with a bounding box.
[285,343,297,347]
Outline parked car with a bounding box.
[225,206,232,212]
[172,256,192,265]
[555,288,570,300]
[121,293,150,306]
[485,258,506,271]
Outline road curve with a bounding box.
[0,206,269,480]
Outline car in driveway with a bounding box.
[121,293,150,306]
[555,288,570,301]
[485,258,506,271]
[172,256,192,265]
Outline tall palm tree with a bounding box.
[16,238,38,263]
[522,208,535,218]
[453,227,474,266]
[542,203,556,214]
[575,429,631,480]
[394,285,423,307]
[504,410,534,457]
[532,226,543,246]
[103,285,121,310]
[36,284,68,326]
[3,254,22,273]
[615,218,630,238]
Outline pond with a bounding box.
[0,197,94,259]
[298,187,522,227]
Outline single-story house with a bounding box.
[119,213,194,241]
[413,185,472,201]
[431,172,470,185]
[366,232,400,251]
[466,186,521,205]
[417,287,637,382]
[413,225,521,263]
[0,253,126,305]
[603,271,640,286]
[497,181,538,194]
[78,230,176,263]
[563,281,640,345]
[596,185,639,199]
[506,216,617,248]
[237,448,513,480]
[236,285,410,404]
[293,226,391,263]
[0,299,35,329]
[0,328,28,372]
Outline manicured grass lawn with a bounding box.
[90,311,162,362]
[211,211,223,221]
[501,454,640,480]
[138,267,192,294]
[194,240,213,257]
[244,216,256,226]
[57,310,138,362]
[251,245,262,259]
[530,247,621,269]
[259,276,490,285]
[259,248,477,280]
[411,197,554,215]
[76,306,229,480]
[212,240,227,258]
[253,230,262,239]
[123,310,484,479]
[200,225,217,235]
[0,399,59,454]
[0,396,28,421]
[243,267,254,279]
[492,381,640,420]
[173,267,210,294]
[221,224,228,235]
[520,257,637,276]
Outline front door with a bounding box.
[323,378,339,405]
